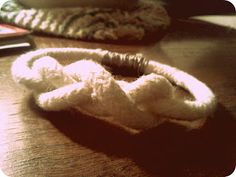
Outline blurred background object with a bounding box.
[18,0,138,10]
[162,0,235,17]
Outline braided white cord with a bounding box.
[12,48,217,129]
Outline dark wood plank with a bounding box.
[0,16,236,177]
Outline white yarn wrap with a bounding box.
[11,48,217,130]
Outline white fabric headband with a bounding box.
[11,48,217,130]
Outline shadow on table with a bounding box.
[133,104,236,177]
[166,17,236,41]
[30,96,236,177]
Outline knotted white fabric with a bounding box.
[11,48,217,130]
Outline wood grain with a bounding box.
[0,16,235,177]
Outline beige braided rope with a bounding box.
[11,48,217,130]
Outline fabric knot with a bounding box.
[12,48,217,130]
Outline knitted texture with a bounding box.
[0,0,170,41]
[11,48,217,130]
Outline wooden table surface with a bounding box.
[0,16,236,177]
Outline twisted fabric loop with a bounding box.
[12,48,217,130]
